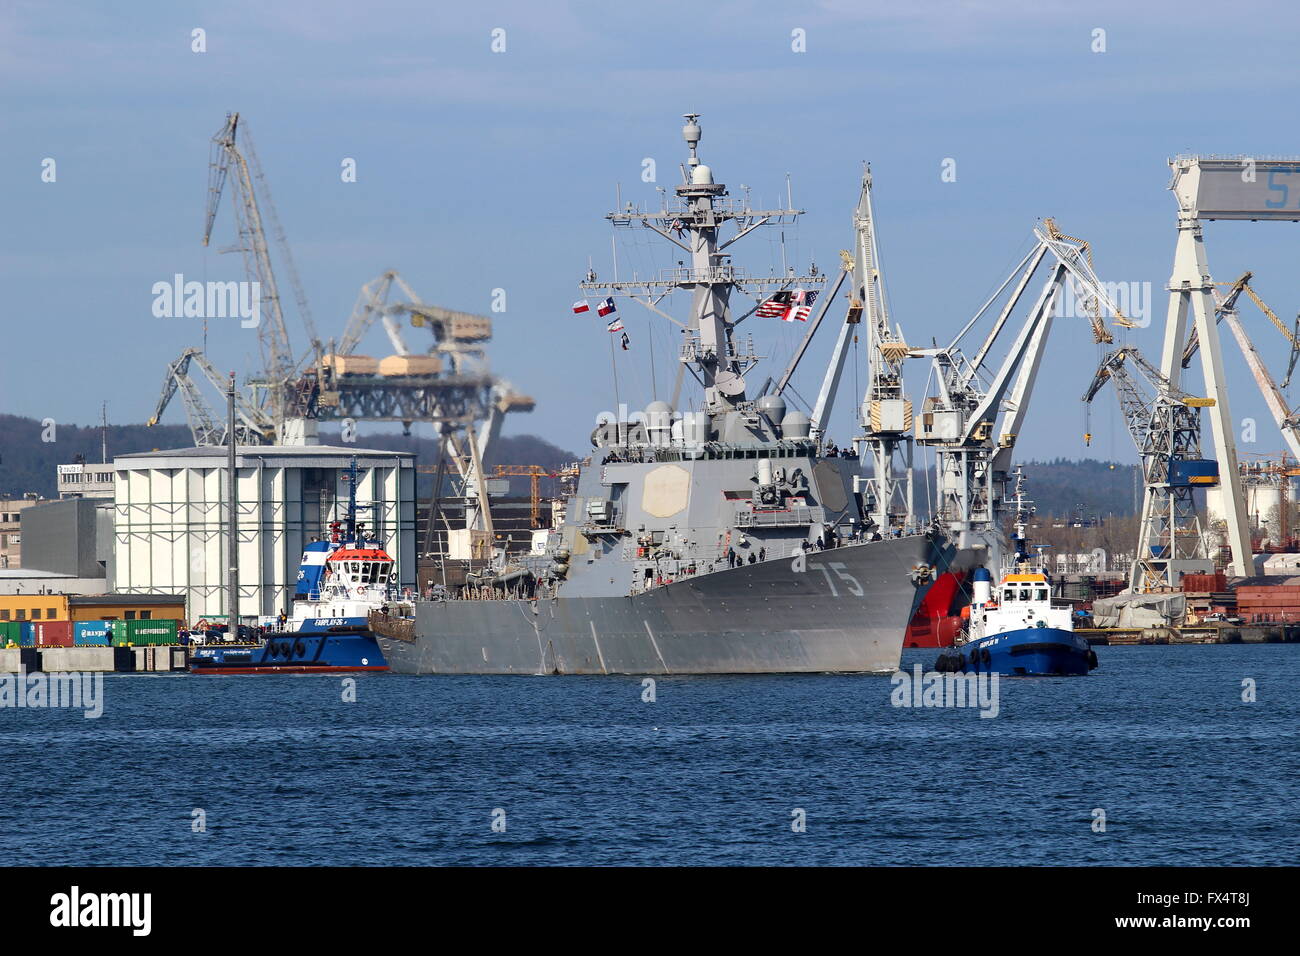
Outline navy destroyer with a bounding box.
[373,114,953,674]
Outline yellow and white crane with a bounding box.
[850,166,915,534]
[916,219,1129,562]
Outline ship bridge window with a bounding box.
[1004,589,1015,602]
[346,559,393,585]
[1019,589,1031,602]
[1036,588,1048,601]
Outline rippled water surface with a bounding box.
[2,644,1296,865]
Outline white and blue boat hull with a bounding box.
[944,626,1095,677]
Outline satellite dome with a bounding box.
[781,410,811,439]
[757,394,787,419]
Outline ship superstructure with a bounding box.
[372,114,953,675]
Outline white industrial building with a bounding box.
[58,461,116,500]
[112,444,416,620]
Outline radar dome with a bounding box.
[691,164,714,185]
[781,410,811,440]
[757,394,787,421]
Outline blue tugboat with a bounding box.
[937,472,1097,677]
[190,458,393,675]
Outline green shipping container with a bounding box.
[0,621,20,646]
[125,619,179,645]
[109,620,131,646]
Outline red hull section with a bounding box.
[904,571,968,648]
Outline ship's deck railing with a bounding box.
[626,531,877,593]
[735,505,826,528]
[679,332,759,365]
[296,584,413,605]
[601,439,818,466]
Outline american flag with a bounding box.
[784,288,818,322]
[757,288,818,321]
[755,290,794,318]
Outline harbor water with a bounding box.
[2,644,1295,866]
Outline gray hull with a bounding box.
[378,534,944,674]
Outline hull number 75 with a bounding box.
[808,561,864,597]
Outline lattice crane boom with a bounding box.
[1083,344,1214,591]
[202,112,295,432]
[240,125,320,358]
[147,348,275,445]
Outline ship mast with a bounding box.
[580,114,821,442]
[1009,467,1032,562]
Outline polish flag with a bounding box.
[572,300,590,314]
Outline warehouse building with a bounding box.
[0,592,186,623]
[19,497,113,580]
[111,444,416,620]
[0,494,46,568]
[57,460,116,500]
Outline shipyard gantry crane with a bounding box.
[152,112,319,446]
[338,270,426,357]
[328,268,535,546]
[1181,272,1300,462]
[762,166,915,533]
[1145,155,1300,579]
[849,166,914,534]
[335,268,500,386]
[1083,346,1217,591]
[915,220,1130,563]
[203,111,315,435]
[153,117,534,464]
[147,347,275,445]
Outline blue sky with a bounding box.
[5,0,1300,467]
